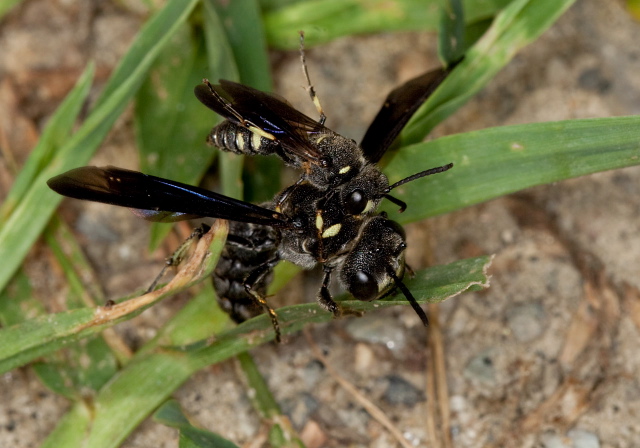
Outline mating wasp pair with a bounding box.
[48,39,458,342]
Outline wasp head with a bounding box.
[338,215,429,326]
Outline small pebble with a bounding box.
[346,315,406,351]
[382,375,425,407]
[506,302,545,342]
[463,350,496,384]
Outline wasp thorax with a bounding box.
[308,134,365,188]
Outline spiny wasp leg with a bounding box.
[146,224,211,294]
[243,257,282,342]
[317,269,364,319]
[317,268,341,316]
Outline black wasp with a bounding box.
[48,43,458,342]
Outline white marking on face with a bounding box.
[362,200,375,214]
[322,223,342,238]
[378,276,392,293]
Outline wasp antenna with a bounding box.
[386,162,453,192]
[299,31,326,125]
[383,194,407,213]
[388,269,429,326]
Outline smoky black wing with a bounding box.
[47,166,292,228]
[194,79,327,164]
[360,59,461,163]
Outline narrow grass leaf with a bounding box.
[237,352,281,417]
[263,0,513,49]
[0,0,23,19]
[190,255,492,362]
[200,1,245,201]
[37,255,488,447]
[0,221,226,374]
[154,400,241,448]
[385,115,640,223]
[237,352,305,446]
[134,24,217,249]
[39,402,92,448]
[0,269,44,327]
[0,0,200,294]
[397,0,577,149]
[439,0,466,64]
[80,283,230,448]
[0,64,94,222]
[211,0,282,202]
[31,220,118,398]
[384,116,640,223]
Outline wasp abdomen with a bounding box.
[208,121,282,159]
[212,220,279,323]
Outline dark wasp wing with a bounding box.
[360,59,461,164]
[194,79,328,165]
[47,166,292,228]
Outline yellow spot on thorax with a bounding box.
[322,223,342,238]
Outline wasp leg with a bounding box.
[146,224,211,293]
[317,268,341,317]
[244,257,282,342]
[273,177,305,212]
[299,31,326,126]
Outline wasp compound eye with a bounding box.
[344,189,367,215]
[349,270,379,301]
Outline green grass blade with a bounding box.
[237,352,305,447]
[237,352,281,417]
[0,63,94,222]
[81,282,230,448]
[31,255,489,447]
[200,1,244,200]
[39,402,92,448]
[0,0,23,19]
[134,23,217,249]
[212,0,272,90]
[0,221,227,374]
[154,400,241,448]
[384,116,640,223]
[438,0,466,64]
[0,269,45,327]
[92,0,199,111]
[31,220,118,398]
[0,0,200,294]
[190,255,492,358]
[263,0,512,49]
[210,0,282,202]
[397,0,577,149]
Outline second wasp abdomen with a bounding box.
[208,121,282,159]
[212,219,279,323]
